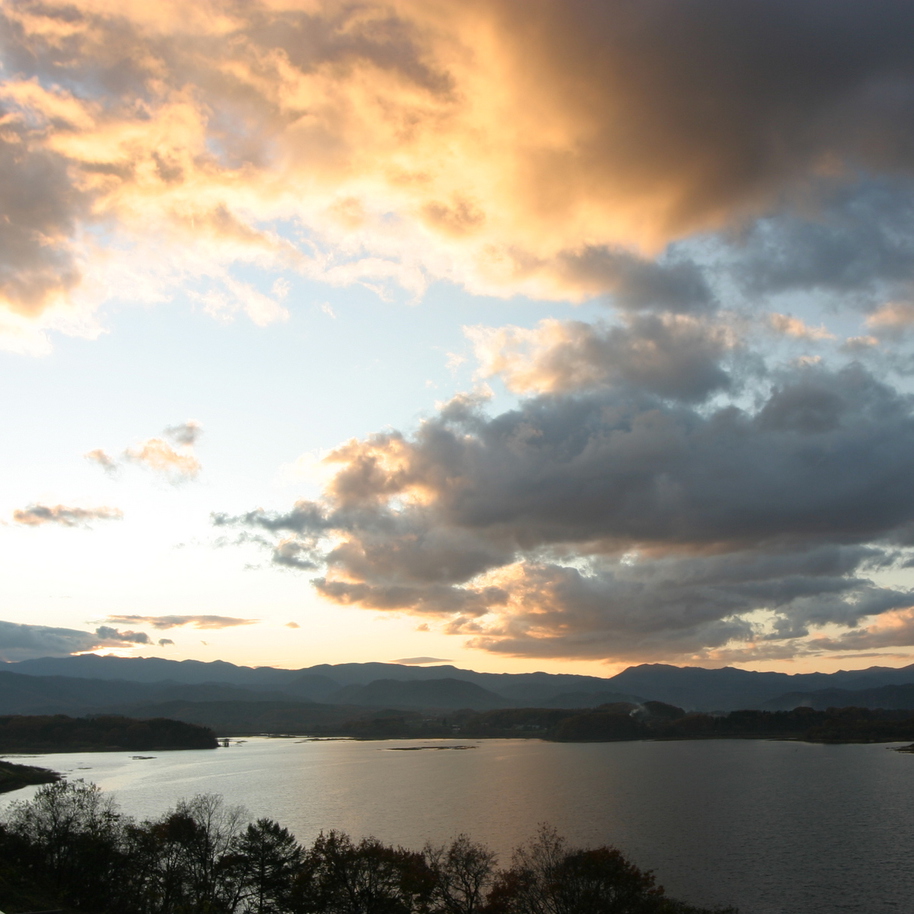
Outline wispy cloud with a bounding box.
[84,449,118,475]
[87,420,203,483]
[393,656,452,665]
[104,614,257,630]
[124,438,201,482]
[12,504,123,528]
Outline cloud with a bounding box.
[104,614,257,630]
[218,360,914,663]
[12,503,123,527]
[768,314,835,342]
[285,621,300,629]
[0,94,89,317]
[467,314,739,401]
[158,638,174,646]
[393,656,452,665]
[84,448,118,474]
[8,0,914,338]
[124,437,201,482]
[0,619,148,661]
[93,625,151,645]
[163,420,202,447]
[86,420,204,482]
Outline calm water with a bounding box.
[3,737,912,914]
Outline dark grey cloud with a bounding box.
[724,177,914,307]
[476,0,914,242]
[218,361,914,662]
[556,248,715,313]
[94,626,151,645]
[470,314,739,402]
[0,619,146,661]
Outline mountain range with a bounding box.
[2,656,914,726]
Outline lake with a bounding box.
[2,737,912,914]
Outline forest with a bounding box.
[0,715,218,753]
[343,702,914,743]
[0,779,736,914]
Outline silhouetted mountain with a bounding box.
[0,671,161,715]
[3,657,622,706]
[4,655,914,713]
[329,678,510,710]
[537,691,642,709]
[762,683,914,711]
[115,700,363,734]
[605,662,914,711]
[281,674,342,701]
[0,670,313,717]
[6,655,299,687]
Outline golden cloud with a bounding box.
[6,0,914,339]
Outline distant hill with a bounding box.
[4,655,300,687]
[537,690,642,709]
[762,683,914,711]
[605,662,914,711]
[0,670,315,716]
[329,677,511,710]
[4,655,914,714]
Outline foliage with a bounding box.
[0,759,59,795]
[0,780,737,914]
[0,714,218,752]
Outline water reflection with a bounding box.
[2,737,911,914]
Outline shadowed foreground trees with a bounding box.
[0,780,737,914]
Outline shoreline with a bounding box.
[0,759,61,795]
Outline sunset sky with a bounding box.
[6,0,914,676]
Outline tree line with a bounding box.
[343,702,914,743]
[0,715,218,753]
[0,779,736,914]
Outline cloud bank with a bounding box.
[0,619,154,661]
[7,0,914,340]
[9,1,914,667]
[218,355,914,664]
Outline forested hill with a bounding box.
[0,715,218,753]
[6,655,914,711]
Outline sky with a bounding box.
[5,0,914,676]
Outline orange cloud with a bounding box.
[124,438,201,481]
[768,313,835,341]
[6,0,914,340]
[86,420,203,481]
